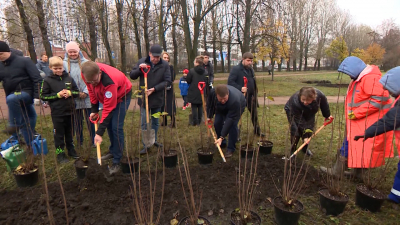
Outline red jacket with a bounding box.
[82,63,132,136]
[345,65,393,168]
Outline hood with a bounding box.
[380,66,400,96]
[338,56,367,79]
[64,51,85,62]
[194,65,205,74]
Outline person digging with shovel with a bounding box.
[284,87,332,157]
[129,44,171,154]
[353,66,400,204]
[206,84,246,158]
[81,61,132,175]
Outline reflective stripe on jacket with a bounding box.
[346,65,393,168]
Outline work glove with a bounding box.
[354,135,367,141]
[348,112,357,120]
[209,82,213,89]
[34,99,41,106]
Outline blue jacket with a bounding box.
[36,60,52,77]
[338,56,367,79]
[179,76,189,96]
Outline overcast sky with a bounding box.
[337,0,400,28]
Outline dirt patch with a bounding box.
[357,184,386,199]
[319,188,349,201]
[302,80,348,88]
[0,154,322,224]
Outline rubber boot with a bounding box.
[344,168,365,180]
[320,151,347,177]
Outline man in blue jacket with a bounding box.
[207,84,246,158]
[36,52,51,77]
[0,41,42,149]
[130,44,171,154]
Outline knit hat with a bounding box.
[0,41,10,52]
[183,69,189,74]
[65,41,80,52]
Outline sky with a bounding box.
[337,0,400,28]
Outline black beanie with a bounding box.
[0,41,10,52]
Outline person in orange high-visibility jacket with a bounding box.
[321,56,393,178]
[354,66,400,203]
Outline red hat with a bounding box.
[183,69,189,74]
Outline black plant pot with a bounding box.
[355,184,385,212]
[230,209,262,225]
[259,141,273,155]
[273,196,304,225]
[178,216,211,225]
[318,188,349,216]
[163,149,178,168]
[74,159,93,179]
[197,149,214,165]
[121,157,139,174]
[13,167,39,187]
[240,145,255,158]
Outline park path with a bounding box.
[0,90,344,119]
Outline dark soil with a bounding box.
[74,159,89,168]
[179,216,211,225]
[273,197,304,213]
[197,147,215,154]
[164,149,178,156]
[259,140,273,147]
[14,164,38,175]
[230,210,261,225]
[120,157,139,164]
[0,154,322,224]
[357,184,386,199]
[319,188,349,202]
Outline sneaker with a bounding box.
[57,152,69,163]
[68,149,79,159]
[109,163,120,175]
[304,149,313,156]
[140,147,149,155]
[101,152,114,160]
[224,151,233,158]
[182,106,186,110]
[2,126,19,135]
[154,142,163,148]
[187,103,191,108]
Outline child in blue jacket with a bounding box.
[179,69,190,110]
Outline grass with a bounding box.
[0,71,399,224]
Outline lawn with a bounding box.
[0,71,398,224]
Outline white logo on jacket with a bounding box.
[105,91,112,98]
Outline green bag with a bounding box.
[0,144,26,171]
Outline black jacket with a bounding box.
[187,66,207,104]
[0,53,43,99]
[284,89,330,135]
[364,99,400,139]
[207,85,246,138]
[203,62,214,83]
[163,65,176,115]
[40,71,80,116]
[130,56,171,109]
[227,61,258,106]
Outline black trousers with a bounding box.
[52,115,74,154]
[290,127,313,153]
[191,103,203,126]
[246,94,259,132]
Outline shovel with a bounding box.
[198,82,226,163]
[141,66,155,148]
[238,76,248,135]
[89,116,102,165]
[282,117,334,160]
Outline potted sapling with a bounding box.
[121,100,140,174]
[154,110,178,168]
[258,91,274,155]
[197,124,215,165]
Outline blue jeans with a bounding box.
[6,92,37,147]
[340,137,348,158]
[107,94,131,164]
[74,108,95,146]
[214,113,239,152]
[141,107,161,147]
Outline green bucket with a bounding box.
[0,145,26,171]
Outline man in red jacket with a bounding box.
[81,61,132,174]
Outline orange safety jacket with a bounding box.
[346,65,393,168]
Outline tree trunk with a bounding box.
[115,0,126,73]
[292,59,297,72]
[212,10,217,71]
[262,60,265,71]
[97,0,115,66]
[180,0,194,68]
[35,0,52,57]
[203,21,207,51]
[84,0,97,60]
[15,0,37,63]
[219,40,224,73]
[171,10,178,71]
[286,58,290,72]
[317,59,321,71]
[129,0,142,59]
[143,0,150,55]
[227,28,232,73]
[158,0,165,50]
[299,41,303,71]
[241,0,251,54]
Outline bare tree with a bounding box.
[94,0,115,66]
[126,0,142,59]
[15,0,37,62]
[35,0,52,57]
[115,0,126,72]
[83,0,98,60]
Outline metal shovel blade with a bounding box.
[142,128,155,148]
